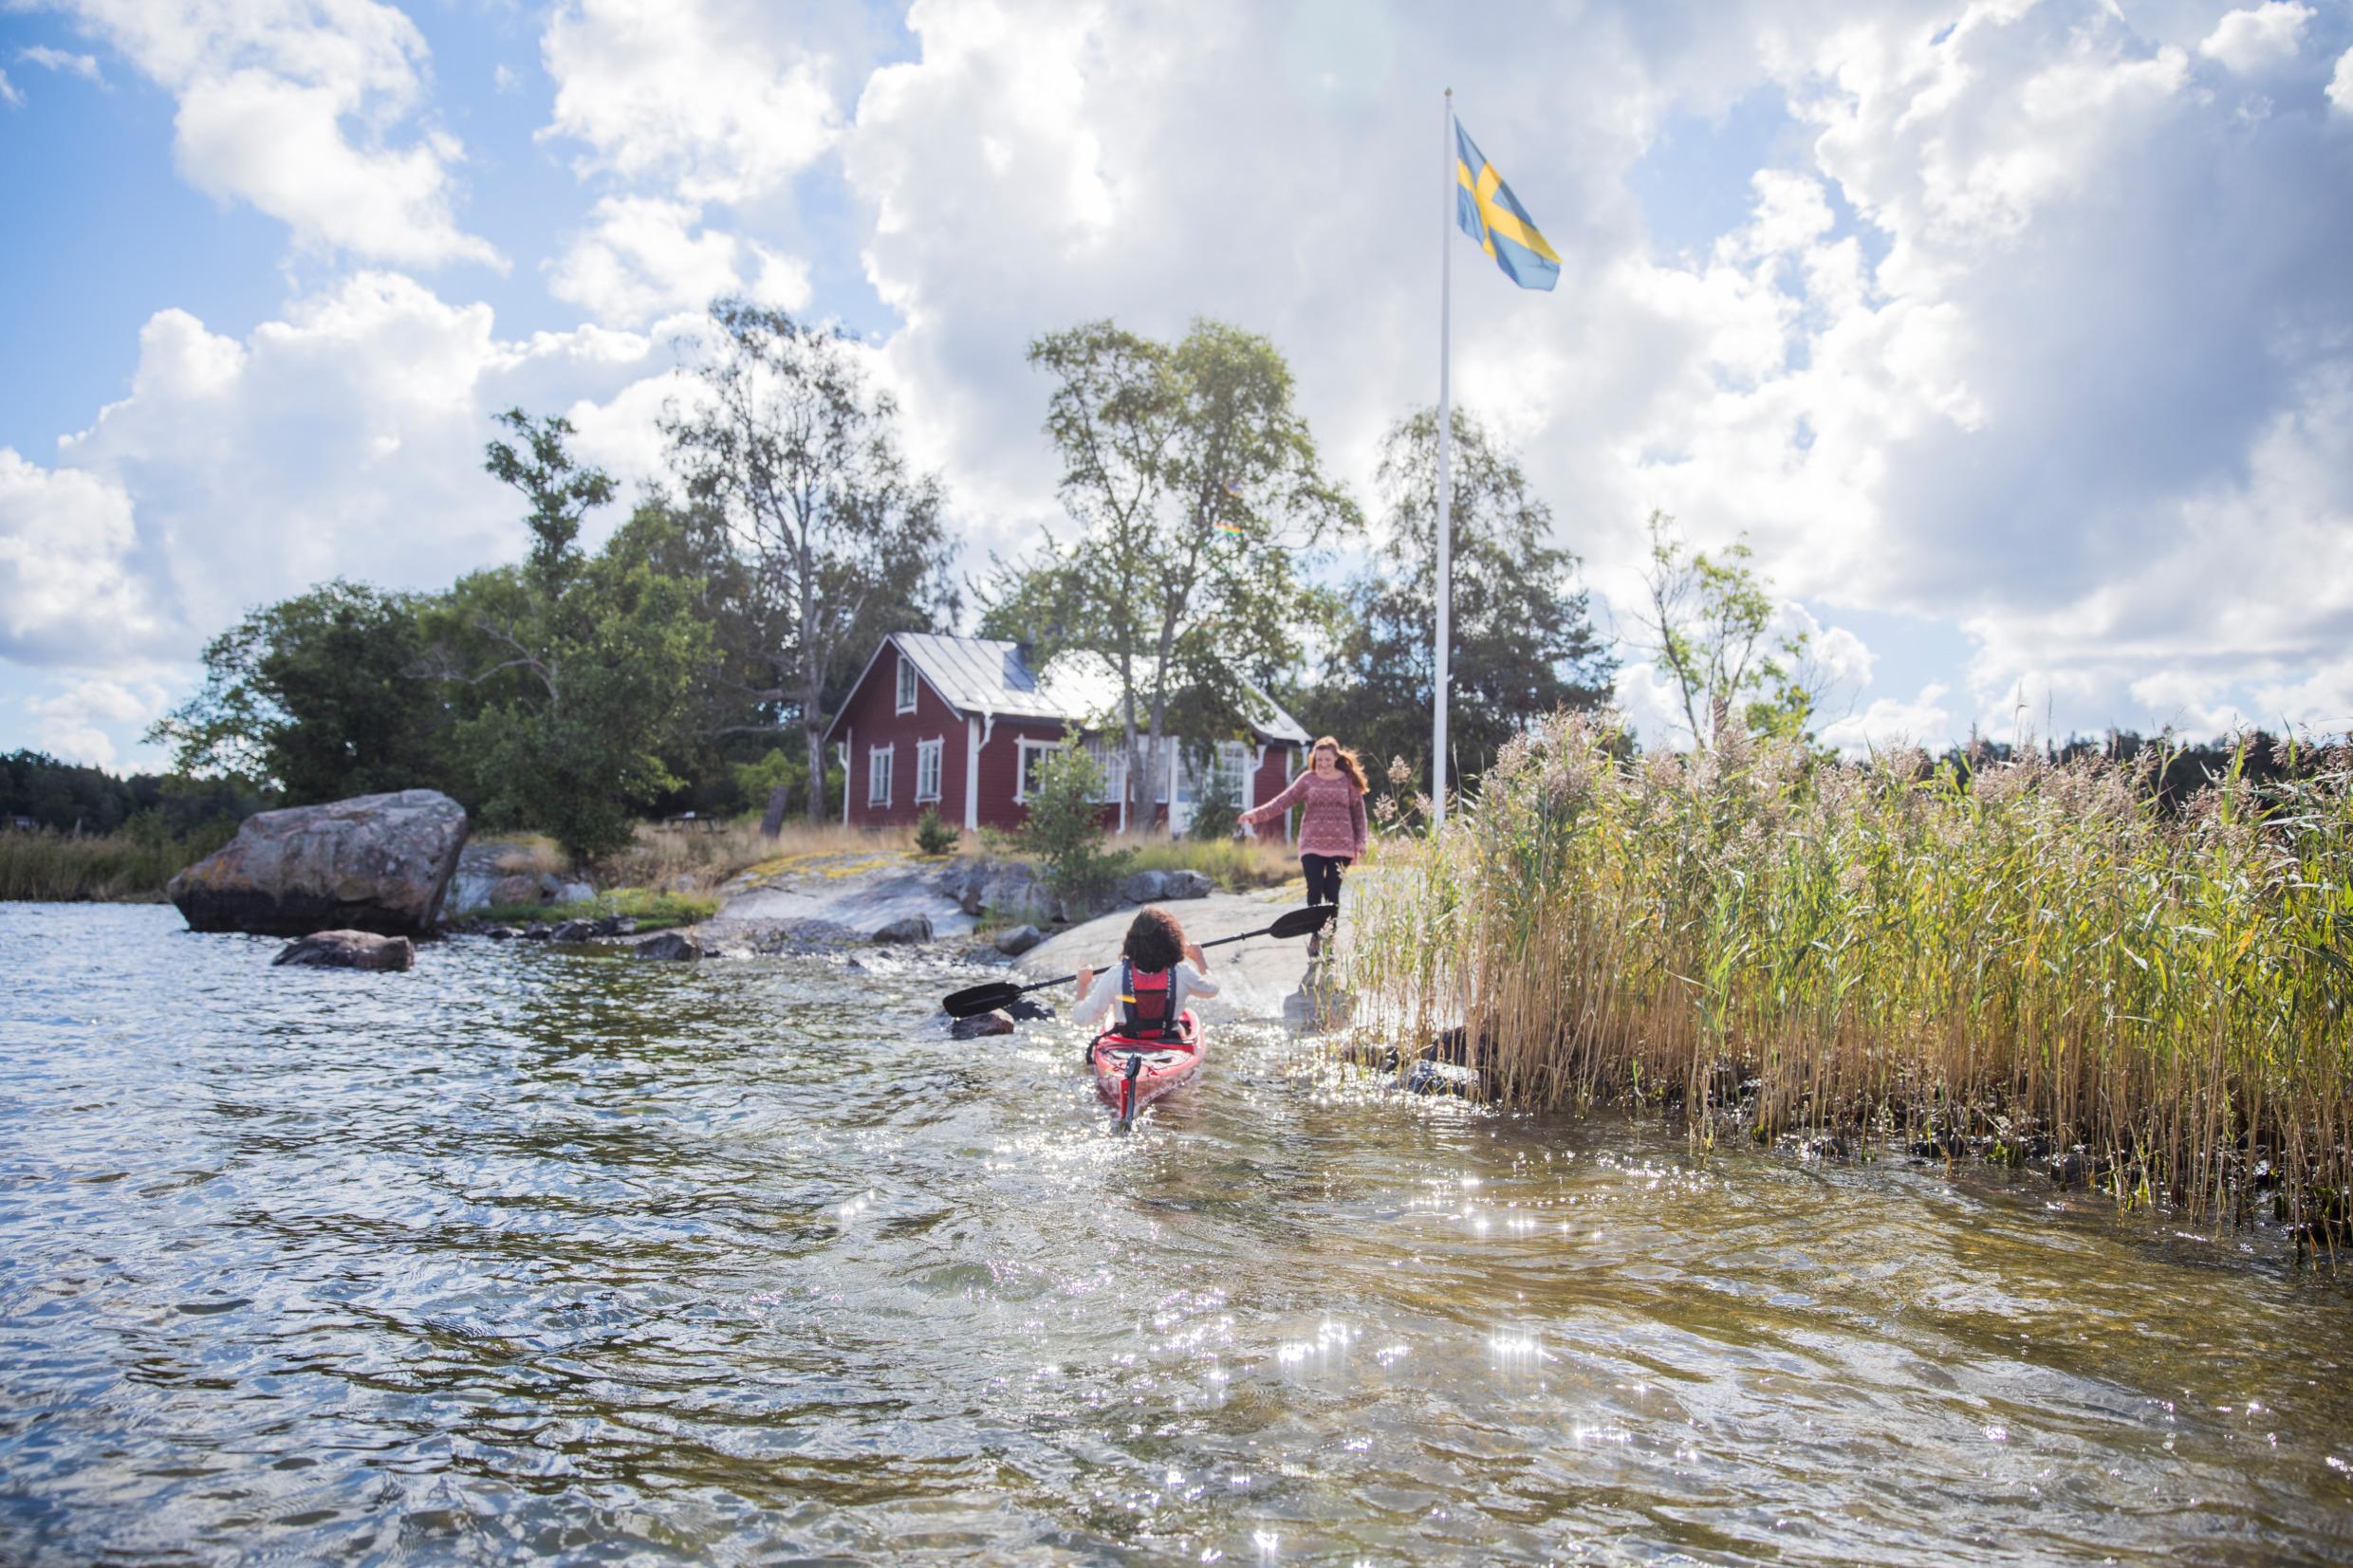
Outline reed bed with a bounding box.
[0,827,213,902]
[1345,714,2353,1244]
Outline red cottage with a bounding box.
[823,633,1309,838]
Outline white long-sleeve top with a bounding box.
[1072,960,1219,1029]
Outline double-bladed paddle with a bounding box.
[940,903,1336,1018]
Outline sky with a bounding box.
[2,0,2350,772]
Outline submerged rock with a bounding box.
[169,789,468,937]
[630,931,702,962]
[271,930,416,971]
[1006,995,1053,1021]
[951,1009,1015,1039]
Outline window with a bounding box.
[895,654,918,714]
[1214,741,1251,803]
[1015,737,1062,802]
[867,744,894,806]
[916,737,943,802]
[1084,735,1128,803]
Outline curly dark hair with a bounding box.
[1122,905,1188,973]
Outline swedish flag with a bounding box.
[1454,120,1560,291]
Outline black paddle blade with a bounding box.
[1269,904,1338,939]
[942,981,1024,1019]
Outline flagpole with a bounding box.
[1433,88,1455,832]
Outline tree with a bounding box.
[1304,408,1614,796]
[484,408,616,599]
[146,580,445,802]
[1632,510,1821,749]
[428,413,711,862]
[983,317,1356,827]
[663,299,957,821]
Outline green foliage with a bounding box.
[146,581,444,802]
[914,805,960,857]
[472,886,720,931]
[1186,750,1242,840]
[485,408,617,597]
[984,316,1358,821]
[1302,408,1614,802]
[664,299,958,821]
[1635,509,1824,750]
[1020,744,1130,914]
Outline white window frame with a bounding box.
[895,654,918,714]
[915,736,943,802]
[867,743,895,807]
[1084,735,1128,804]
[1214,740,1251,803]
[1014,737,1063,802]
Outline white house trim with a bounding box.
[915,736,943,802]
[868,742,895,807]
[1014,736,1063,802]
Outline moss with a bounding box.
[471,886,720,931]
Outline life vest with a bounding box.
[1117,959,1176,1041]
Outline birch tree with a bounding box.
[664,300,955,821]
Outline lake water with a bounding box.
[4,903,2349,1565]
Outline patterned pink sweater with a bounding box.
[1244,769,1368,860]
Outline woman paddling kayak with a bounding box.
[1239,735,1369,959]
[1072,907,1220,1127]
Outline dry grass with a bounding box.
[0,826,220,903]
[591,817,919,895]
[1112,832,1303,891]
[1345,713,2353,1245]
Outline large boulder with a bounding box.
[993,923,1046,957]
[1160,869,1214,900]
[631,930,702,962]
[271,930,416,971]
[936,858,1045,920]
[1117,869,1169,905]
[170,790,468,937]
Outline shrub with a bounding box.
[1187,756,1242,840]
[914,805,960,857]
[1021,745,1130,917]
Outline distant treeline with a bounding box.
[1,750,259,838]
[1943,729,2316,812]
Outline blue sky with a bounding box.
[3,0,2350,771]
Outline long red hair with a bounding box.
[1309,735,1369,794]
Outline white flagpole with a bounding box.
[1433,87,1455,832]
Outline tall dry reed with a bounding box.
[1346,715,2353,1240]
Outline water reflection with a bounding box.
[1,904,2348,1564]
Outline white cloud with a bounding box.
[0,449,160,663]
[2197,3,2312,75]
[547,195,809,327]
[539,0,843,205]
[17,45,104,83]
[52,0,499,268]
[21,273,683,680]
[25,677,173,768]
[2329,46,2353,114]
[1817,683,1955,756]
[0,68,19,107]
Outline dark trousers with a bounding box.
[1301,854,1350,913]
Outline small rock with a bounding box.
[486,926,522,941]
[872,914,933,944]
[993,923,1046,956]
[1159,869,1213,900]
[271,930,416,971]
[522,922,553,941]
[1116,870,1168,905]
[951,1009,1015,1038]
[631,930,702,962]
[549,918,600,942]
[1007,996,1053,1021]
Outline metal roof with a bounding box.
[880,633,1310,745]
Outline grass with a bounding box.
[591,818,919,894]
[1114,833,1303,891]
[0,826,224,902]
[1343,713,2353,1248]
[472,886,721,931]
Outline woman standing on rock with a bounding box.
[1240,736,1369,957]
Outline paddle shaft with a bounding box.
[1026,920,1290,997]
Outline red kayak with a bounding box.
[1090,1010,1203,1130]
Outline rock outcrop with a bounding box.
[630,930,702,961]
[937,858,1044,919]
[271,930,417,971]
[993,923,1046,956]
[170,790,468,936]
